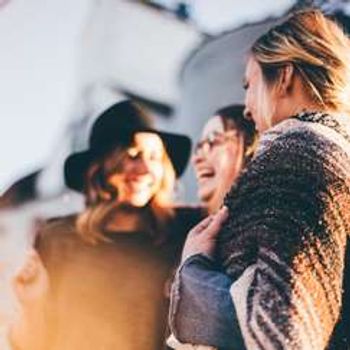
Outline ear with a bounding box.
[12,249,49,306]
[277,63,294,97]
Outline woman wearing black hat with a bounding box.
[34,100,202,350]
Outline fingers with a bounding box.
[189,206,228,237]
[189,214,215,235]
[216,205,229,223]
[181,206,229,262]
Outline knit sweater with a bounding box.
[218,111,350,350]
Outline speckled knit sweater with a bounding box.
[218,111,350,350]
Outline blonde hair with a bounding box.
[76,139,176,244]
[251,9,350,116]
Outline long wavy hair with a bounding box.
[76,138,176,244]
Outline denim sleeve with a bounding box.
[169,254,245,350]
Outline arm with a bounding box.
[169,209,245,350]
[219,129,348,349]
[170,254,245,349]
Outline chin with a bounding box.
[128,201,148,208]
[128,195,153,208]
[198,186,214,200]
[198,193,214,208]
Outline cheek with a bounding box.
[258,86,268,111]
[256,82,267,114]
[245,89,254,112]
[216,148,235,174]
[107,173,123,190]
[256,82,276,128]
[218,145,242,182]
[150,164,164,185]
[207,149,230,185]
[119,160,133,174]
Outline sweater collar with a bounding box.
[292,111,350,144]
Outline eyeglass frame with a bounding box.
[193,130,239,156]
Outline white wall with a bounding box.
[0,0,92,192]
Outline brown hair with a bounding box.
[216,104,258,166]
[76,138,176,244]
[251,9,350,115]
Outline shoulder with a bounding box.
[36,214,78,243]
[35,214,81,262]
[252,116,350,177]
[260,118,326,154]
[262,114,350,154]
[40,214,77,232]
[223,115,350,213]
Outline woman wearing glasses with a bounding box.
[168,105,256,349]
[192,105,256,215]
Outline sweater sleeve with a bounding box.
[218,128,349,349]
[169,254,245,349]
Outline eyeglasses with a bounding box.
[194,130,238,156]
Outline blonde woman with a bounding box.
[36,100,202,350]
[170,9,350,349]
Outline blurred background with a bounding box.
[1,0,349,211]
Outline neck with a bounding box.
[104,205,153,233]
[272,77,327,127]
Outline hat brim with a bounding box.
[64,151,94,192]
[154,130,192,177]
[64,130,191,192]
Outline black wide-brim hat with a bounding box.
[64,100,191,192]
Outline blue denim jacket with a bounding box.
[169,254,245,350]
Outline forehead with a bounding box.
[245,56,261,81]
[133,132,163,149]
[201,116,225,138]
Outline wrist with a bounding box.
[180,253,216,270]
[181,245,215,264]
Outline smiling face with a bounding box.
[192,116,244,213]
[243,56,277,133]
[107,132,165,207]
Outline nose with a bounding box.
[243,107,253,122]
[192,146,206,166]
[133,156,150,175]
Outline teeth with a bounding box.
[197,171,214,179]
[128,180,152,188]
[196,166,215,181]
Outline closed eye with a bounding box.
[149,151,163,161]
[127,147,141,160]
